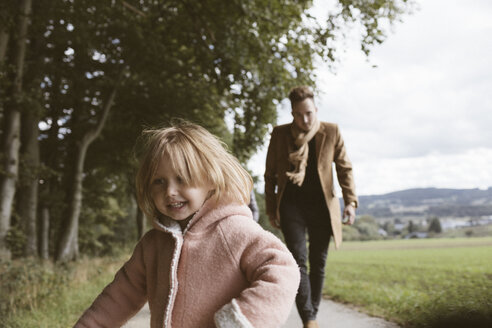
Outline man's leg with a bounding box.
[280,199,315,323]
[306,210,332,316]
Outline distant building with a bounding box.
[394,223,406,231]
[441,219,471,230]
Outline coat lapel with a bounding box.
[286,123,295,154]
[315,123,326,164]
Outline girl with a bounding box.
[74,121,300,328]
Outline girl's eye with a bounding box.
[153,178,165,185]
[176,176,184,184]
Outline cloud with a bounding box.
[353,148,492,195]
[249,0,492,196]
[314,0,492,160]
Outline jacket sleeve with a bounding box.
[333,124,358,207]
[264,127,279,216]
[215,223,300,328]
[74,236,148,328]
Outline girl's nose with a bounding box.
[166,182,178,196]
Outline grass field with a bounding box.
[3,237,491,327]
[0,256,126,328]
[324,237,492,328]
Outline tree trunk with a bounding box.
[55,82,119,262]
[55,143,85,262]
[0,30,9,149]
[0,110,20,260]
[39,205,50,260]
[0,30,8,63]
[0,0,32,260]
[17,110,40,257]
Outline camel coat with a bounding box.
[264,122,358,248]
[74,199,299,328]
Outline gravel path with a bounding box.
[123,299,400,328]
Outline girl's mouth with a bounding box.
[168,202,186,209]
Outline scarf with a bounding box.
[286,118,320,186]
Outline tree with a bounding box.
[0,0,32,260]
[408,220,416,233]
[382,220,395,236]
[14,0,52,257]
[55,79,121,261]
[17,108,40,257]
[341,224,361,241]
[428,217,442,234]
[1,0,414,260]
[353,215,381,241]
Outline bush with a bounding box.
[342,225,361,241]
[5,213,27,259]
[348,215,382,241]
[0,254,128,327]
[0,258,70,320]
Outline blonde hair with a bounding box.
[135,121,253,220]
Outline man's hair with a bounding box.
[135,121,252,220]
[288,86,314,106]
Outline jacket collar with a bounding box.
[315,123,326,160]
[152,198,252,237]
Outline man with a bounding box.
[264,86,358,328]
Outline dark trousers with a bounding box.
[279,193,332,323]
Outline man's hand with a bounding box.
[268,213,281,229]
[342,204,356,225]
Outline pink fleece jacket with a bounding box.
[74,199,300,328]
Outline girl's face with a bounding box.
[150,156,212,222]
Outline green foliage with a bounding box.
[78,196,130,256]
[26,0,415,169]
[1,0,414,260]
[343,215,382,241]
[0,255,127,327]
[5,213,26,259]
[341,224,361,241]
[0,258,70,323]
[408,219,416,233]
[382,220,395,235]
[78,169,137,256]
[440,224,492,239]
[355,215,382,240]
[428,217,442,233]
[336,0,415,56]
[325,237,492,327]
[255,191,283,240]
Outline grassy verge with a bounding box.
[0,254,127,328]
[439,224,492,238]
[324,237,492,327]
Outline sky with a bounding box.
[248,0,492,196]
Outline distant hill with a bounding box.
[350,187,492,219]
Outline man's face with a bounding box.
[292,98,318,132]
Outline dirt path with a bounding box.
[123,299,400,328]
